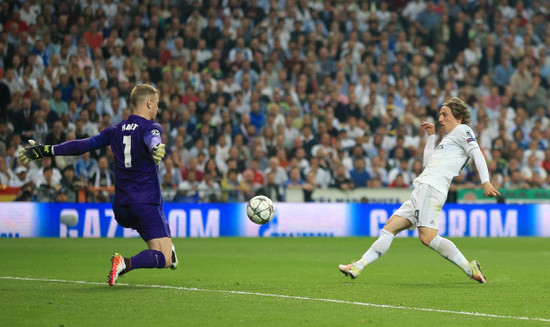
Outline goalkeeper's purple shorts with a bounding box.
[112,203,171,241]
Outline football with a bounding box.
[246,195,275,225]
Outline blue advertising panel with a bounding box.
[0,203,548,238]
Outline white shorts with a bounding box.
[393,183,447,230]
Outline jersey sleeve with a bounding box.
[53,125,112,155]
[457,125,480,156]
[143,122,163,152]
[423,135,436,167]
[471,147,490,184]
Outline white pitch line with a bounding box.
[1,276,549,323]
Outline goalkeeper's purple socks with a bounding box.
[126,250,166,272]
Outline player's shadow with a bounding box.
[77,285,170,292]
[380,282,474,288]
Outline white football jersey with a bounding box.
[414,124,479,195]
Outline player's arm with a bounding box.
[461,126,501,198]
[144,125,165,165]
[470,147,501,198]
[421,121,436,167]
[19,129,111,164]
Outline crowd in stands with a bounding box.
[0,0,550,203]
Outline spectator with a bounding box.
[415,1,440,47]
[0,156,14,186]
[520,154,548,184]
[388,158,413,186]
[492,55,515,92]
[349,157,370,188]
[330,164,355,191]
[28,156,61,186]
[1,68,25,94]
[12,97,34,141]
[45,120,66,145]
[88,156,114,202]
[159,156,183,188]
[74,151,98,181]
[198,171,222,203]
[220,169,244,202]
[263,157,288,186]
[36,166,60,202]
[504,169,529,189]
[388,173,409,188]
[161,168,178,202]
[542,149,550,174]
[79,109,99,137]
[60,165,83,203]
[82,22,103,51]
[284,166,305,190]
[30,110,48,144]
[509,58,533,104]
[9,165,30,188]
[257,171,284,202]
[182,157,204,183]
[228,37,253,63]
[368,155,389,187]
[304,156,331,189]
[49,88,69,117]
[240,169,258,201]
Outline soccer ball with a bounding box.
[246,195,275,225]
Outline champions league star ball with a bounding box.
[246,195,275,225]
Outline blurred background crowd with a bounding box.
[0,0,549,203]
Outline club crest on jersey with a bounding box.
[467,137,476,143]
[151,129,160,136]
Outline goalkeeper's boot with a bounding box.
[170,243,179,270]
[338,262,361,279]
[108,253,127,286]
[469,260,487,284]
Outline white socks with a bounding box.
[354,229,395,270]
[353,231,473,277]
[429,235,473,277]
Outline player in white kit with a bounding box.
[339,97,500,283]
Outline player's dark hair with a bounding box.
[130,84,159,106]
[442,97,471,125]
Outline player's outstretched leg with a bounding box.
[107,249,167,286]
[426,233,486,283]
[339,229,395,279]
[339,216,410,280]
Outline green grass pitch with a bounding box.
[1,237,549,326]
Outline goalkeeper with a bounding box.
[20,84,177,286]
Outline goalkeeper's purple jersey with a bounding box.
[54,115,163,205]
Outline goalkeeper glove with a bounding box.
[152,143,166,165]
[19,139,53,164]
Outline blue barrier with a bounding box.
[0,203,549,238]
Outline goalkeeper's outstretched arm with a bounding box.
[19,131,111,164]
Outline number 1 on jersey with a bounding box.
[123,135,132,167]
